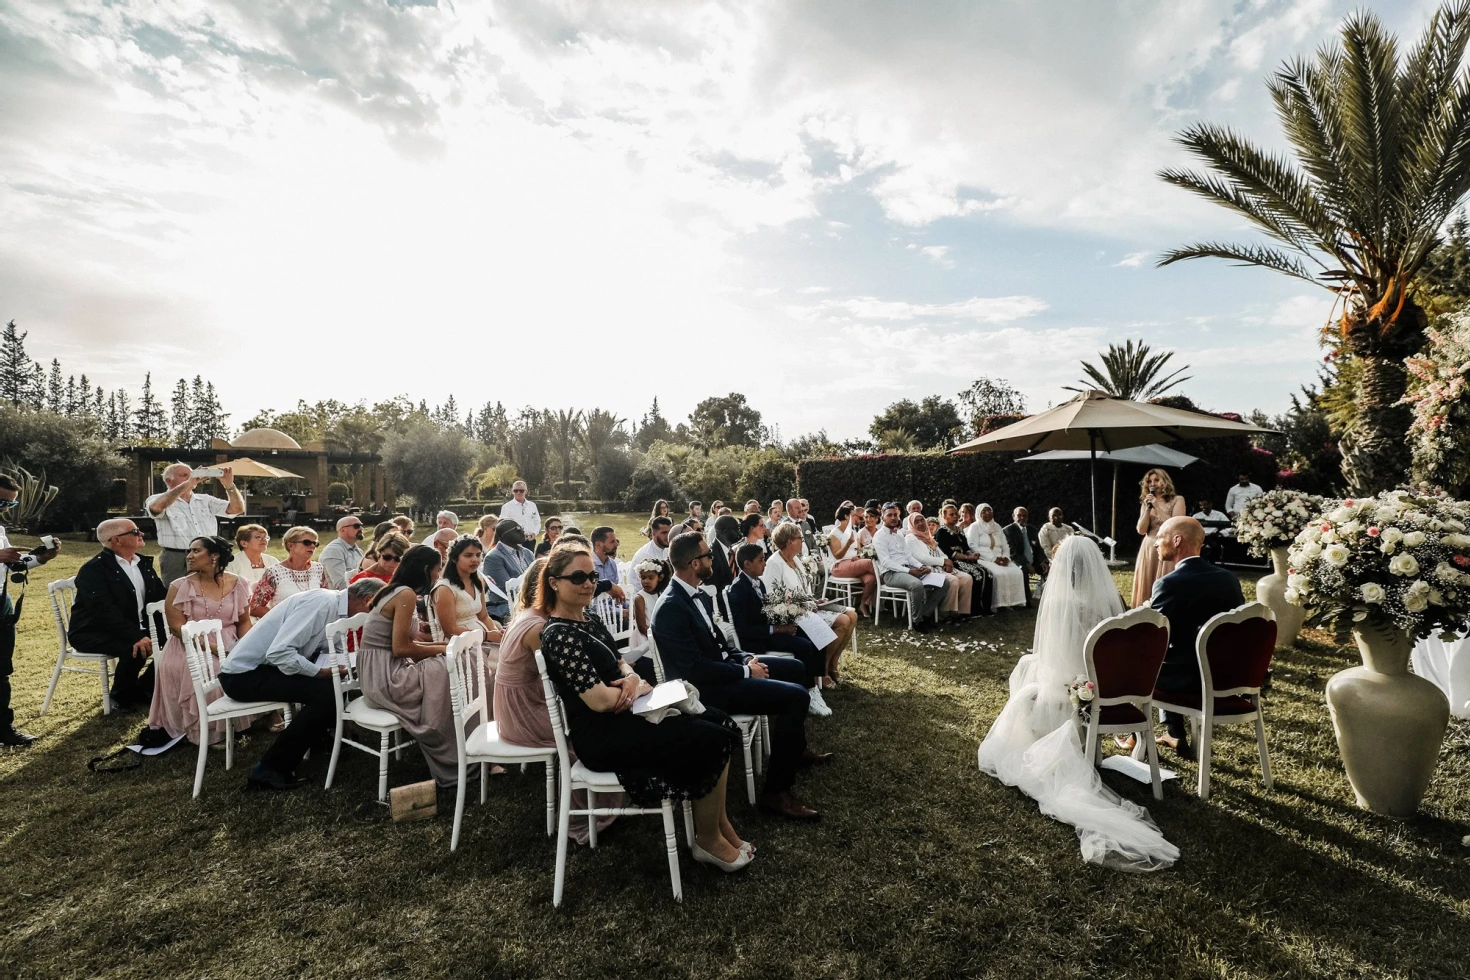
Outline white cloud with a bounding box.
[794,295,1048,323]
[919,245,955,268]
[1115,251,1151,268]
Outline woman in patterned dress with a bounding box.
[249,525,326,613]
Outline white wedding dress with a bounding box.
[977,535,1179,872]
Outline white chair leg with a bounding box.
[742,728,757,805]
[586,789,598,848]
[324,712,344,790]
[682,800,695,848]
[661,803,683,902]
[40,648,67,716]
[1197,720,1213,800]
[553,782,572,907]
[99,658,112,715]
[450,771,466,852]
[378,731,391,802]
[1255,710,1272,790]
[192,720,209,798]
[224,717,235,771]
[1144,727,1163,800]
[1084,718,1099,767]
[544,760,556,837]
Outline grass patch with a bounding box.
[2,517,1469,978]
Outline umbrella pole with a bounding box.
[1089,434,1099,535]
[1109,461,1119,563]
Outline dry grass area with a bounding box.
[2,516,1469,979]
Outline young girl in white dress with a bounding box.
[627,558,671,664]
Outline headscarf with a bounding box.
[972,504,1003,550]
[907,512,938,549]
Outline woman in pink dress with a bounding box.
[1132,468,1188,607]
[148,535,253,744]
[827,503,877,616]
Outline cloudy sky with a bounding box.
[0,0,1440,441]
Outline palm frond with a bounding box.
[1338,11,1403,244]
[1157,242,1326,286]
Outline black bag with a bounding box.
[0,568,26,627]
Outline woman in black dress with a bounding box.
[537,547,752,871]
[936,499,995,616]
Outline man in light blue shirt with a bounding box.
[218,579,383,790]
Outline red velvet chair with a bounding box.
[1083,606,1171,799]
[1153,601,1276,800]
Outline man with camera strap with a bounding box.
[0,474,60,747]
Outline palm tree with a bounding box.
[547,409,584,495]
[1065,340,1192,400]
[1157,1,1470,493]
[580,408,627,461]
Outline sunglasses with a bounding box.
[547,526,562,532]
[0,498,17,510]
[513,489,526,494]
[296,540,319,548]
[550,570,597,585]
[692,551,713,562]
[346,523,364,530]
[381,553,403,563]
[114,528,145,538]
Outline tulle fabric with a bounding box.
[977,536,1179,872]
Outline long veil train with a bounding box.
[976,535,1179,872]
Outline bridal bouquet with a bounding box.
[1286,489,1470,640]
[854,544,877,560]
[762,583,817,625]
[1234,489,1326,557]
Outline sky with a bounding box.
[0,0,1443,442]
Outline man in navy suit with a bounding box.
[481,519,534,620]
[727,543,824,691]
[1148,516,1244,760]
[653,532,830,820]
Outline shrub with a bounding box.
[682,445,751,503]
[0,406,124,530]
[737,449,796,503]
[381,421,477,515]
[326,481,350,504]
[590,445,636,501]
[624,458,681,510]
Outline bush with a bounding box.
[623,458,681,511]
[681,446,751,503]
[737,449,796,503]
[326,482,350,504]
[381,421,477,515]
[0,406,124,530]
[591,445,636,501]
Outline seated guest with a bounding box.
[1003,507,1048,604]
[475,514,498,554]
[390,515,416,538]
[68,518,167,712]
[425,527,457,564]
[1038,507,1074,561]
[642,499,671,538]
[351,531,410,583]
[535,518,563,557]
[729,544,827,714]
[250,526,326,611]
[766,501,784,531]
[936,501,994,616]
[482,519,535,621]
[1224,473,1264,519]
[826,505,877,617]
[590,525,622,589]
[358,546,466,788]
[432,536,505,647]
[964,504,1027,611]
[218,579,385,790]
[856,507,880,547]
[906,500,924,524]
[653,532,828,821]
[739,514,770,555]
[628,557,671,664]
[688,500,704,523]
[873,502,949,632]
[148,535,254,744]
[906,513,972,618]
[359,521,398,572]
[708,515,742,596]
[766,523,857,689]
[632,515,673,567]
[540,545,752,868]
[960,502,977,529]
[742,499,762,517]
[226,524,279,598]
[319,516,366,589]
[431,510,460,539]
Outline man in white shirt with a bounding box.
[0,474,60,745]
[1037,507,1074,561]
[1192,499,1230,535]
[146,462,244,585]
[500,482,540,546]
[426,510,459,543]
[318,515,365,589]
[1224,474,1264,519]
[873,502,948,632]
[632,516,673,567]
[218,580,385,790]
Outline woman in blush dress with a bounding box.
[826,504,877,617]
[1132,468,1187,608]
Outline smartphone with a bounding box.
[190,467,225,479]
[40,535,56,549]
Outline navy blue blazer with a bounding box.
[481,543,534,618]
[651,580,751,689]
[728,574,821,659]
[1149,556,1244,691]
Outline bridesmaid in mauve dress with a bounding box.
[357,546,467,788]
[149,536,254,744]
[1132,467,1188,608]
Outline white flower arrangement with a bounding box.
[1234,488,1327,558]
[1066,674,1096,714]
[854,544,877,560]
[762,582,817,625]
[1286,489,1470,640]
[797,551,825,586]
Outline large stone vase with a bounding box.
[1256,546,1305,646]
[1325,618,1450,818]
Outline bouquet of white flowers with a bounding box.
[1286,489,1470,640]
[1234,488,1326,558]
[854,544,877,560]
[797,551,825,584]
[1066,674,1096,716]
[762,582,817,625]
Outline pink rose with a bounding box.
[1344,499,1355,507]
[1455,555,1470,568]
[1321,523,1332,532]
[1367,526,1381,537]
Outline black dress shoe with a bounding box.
[912,621,932,633]
[0,726,37,747]
[244,766,302,791]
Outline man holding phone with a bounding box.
[0,474,60,746]
[146,462,244,585]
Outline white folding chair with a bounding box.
[590,595,629,643]
[446,630,558,852]
[423,590,444,642]
[145,600,167,654]
[40,578,113,716]
[323,612,417,802]
[534,650,686,906]
[874,580,938,629]
[825,575,862,608]
[182,619,292,798]
[1082,607,1171,800]
[505,575,524,606]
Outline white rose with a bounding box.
[1435,562,1459,583]
[1288,572,1306,590]
[1404,531,1427,547]
[1404,590,1430,613]
[1340,519,1361,536]
[1301,541,1323,560]
[1430,588,1445,606]
[1329,506,1354,523]
[1284,588,1301,604]
[1382,527,1404,545]
[1446,519,1467,532]
[1380,541,1397,555]
[1324,544,1351,566]
[1389,553,1421,577]
[1359,583,1386,604]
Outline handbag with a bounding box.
[389,780,437,822]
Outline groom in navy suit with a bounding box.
[653,532,830,820]
[1149,516,1244,760]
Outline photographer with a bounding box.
[0,474,60,747]
[146,463,244,585]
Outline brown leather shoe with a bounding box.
[758,790,820,820]
[799,749,835,767]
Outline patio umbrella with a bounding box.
[949,390,1273,531]
[213,457,304,479]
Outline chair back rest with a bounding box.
[1198,601,1276,696]
[48,577,76,651]
[505,575,523,605]
[444,629,487,732]
[532,650,573,773]
[181,619,226,701]
[590,595,623,639]
[325,611,371,703]
[1084,606,1170,703]
[145,600,168,654]
[646,631,668,684]
[423,587,444,642]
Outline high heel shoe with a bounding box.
[692,841,754,872]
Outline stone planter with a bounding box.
[1325,619,1449,817]
[1256,546,1305,646]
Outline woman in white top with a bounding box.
[226,524,278,599]
[249,525,327,612]
[826,504,876,616]
[905,513,972,616]
[764,522,856,688]
[963,504,1027,610]
[431,536,505,646]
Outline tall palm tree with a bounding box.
[1065,340,1192,400]
[580,408,627,461]
[1157,1,1470,493]
[547,409,584,495]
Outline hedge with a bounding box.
[797,434,1278,560]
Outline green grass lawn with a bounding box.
[2,516,1470,978]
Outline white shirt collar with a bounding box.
[673,575,701,597]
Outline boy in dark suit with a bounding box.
[727,544,823,690]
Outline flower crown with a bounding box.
[635,558,665,575]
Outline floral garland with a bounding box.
[1401,312,1470,489]
[1234,488,1326,558]
[1285,489,1470,641]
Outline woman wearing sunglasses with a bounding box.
[350,531,411,584]
[248,525,327,615]
[538,547,752,871]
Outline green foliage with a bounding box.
[623,457,681,510]
[1417,212,1470,306]
[956,377,1026,438]
[380,421,477,513]
[688,392,764,449]
[1250,384,1343,495]
[1067,340,1191,401]
[508,407,550,491]
[326,482,350,504]
[590,445,636,501]
[634,398,678,450]
[736,448,796,503]
[680,445,752,503]
[0,405,124,529]
[547,408,584,490]
[868,396,963,450]
[0,319,37,407]
[474,463,520,500]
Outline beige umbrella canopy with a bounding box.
[210,457,304,480]
[948,390,1273,530]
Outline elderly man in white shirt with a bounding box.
[500,482,540,546]
[873,502,948,632]
[426,510,459,543]
[146,462,244,585]
[1224,474,1264,519]
[318,515,366,589]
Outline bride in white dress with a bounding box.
[977,534,1178,872]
